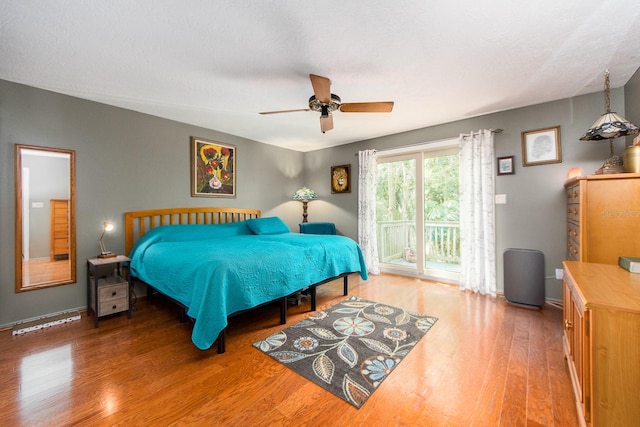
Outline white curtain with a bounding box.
[458,129,497,296]
[358,150,380,275]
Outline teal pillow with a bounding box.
[246,217,291,235]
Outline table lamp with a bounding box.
[293,187,318,223]
[98,221,116,258]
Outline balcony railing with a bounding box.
[378,220,460,266]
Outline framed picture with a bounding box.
[497,156,515,175]
[191,137,236,197]
[331,164,351,193]
[522,126,562,167]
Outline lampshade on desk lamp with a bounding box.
[293,187,318,223]
[98,221,116,258]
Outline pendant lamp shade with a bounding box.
[580,71,639,173]
[580,71,639,142]
[580,111,639,141]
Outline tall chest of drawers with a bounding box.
[50,198,69,260]
[564,173,640,263]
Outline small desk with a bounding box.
[87,255,132,327]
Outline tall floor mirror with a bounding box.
[15,144,76,292]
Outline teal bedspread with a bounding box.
[128,220,368,350]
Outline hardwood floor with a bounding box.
[0,273,579,426]
[22,258,70,285]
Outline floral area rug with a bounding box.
[253,296,438,408]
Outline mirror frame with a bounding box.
[15,144,76,292]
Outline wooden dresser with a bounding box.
[564,173,640,263]
[562,261,640,426]
[50,198,69,260]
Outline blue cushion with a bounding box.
[246,217,291,235]
[299,222,336,235]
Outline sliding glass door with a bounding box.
[376,142,460,282]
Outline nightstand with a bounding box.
[87,255,132,327]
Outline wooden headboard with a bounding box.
[124,207,261,255]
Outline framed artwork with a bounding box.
[497,156,515,175]
[522,126,562,167]
[191,137,236,197]
[331,164,351,193]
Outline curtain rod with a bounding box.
[354,129,503,156]
[460,128,503,139]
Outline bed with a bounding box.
[124,207,368,352]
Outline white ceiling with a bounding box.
[2,1,640,152]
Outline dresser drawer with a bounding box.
[567,222,579,244]
[566,184,579,202]
[567,242,580,261]
[567,203,580,223]
[566,184,580,223]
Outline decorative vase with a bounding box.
[623,145,640,173]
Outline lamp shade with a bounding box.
[580,70,639,142]
[579,111,639,141]
[293,187,318,201]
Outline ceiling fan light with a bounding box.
[261,74,394,134]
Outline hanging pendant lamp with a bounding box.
[580,70,639,173]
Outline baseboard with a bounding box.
[11,310,81,336]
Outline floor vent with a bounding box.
[12,310,81,336]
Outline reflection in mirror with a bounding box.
[15,144,76,292]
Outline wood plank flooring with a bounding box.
[0,273,579,426]
[22,258,71,285]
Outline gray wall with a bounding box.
[2,68,639,326]
[303,70,640,301]
[0,79,303,327]
[626,67,640,127]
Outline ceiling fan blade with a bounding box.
[320,114,334,133]
[310,74,331,104]
[259,108,310,115]
[339,101,394,113]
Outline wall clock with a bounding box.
[331,164,351,193]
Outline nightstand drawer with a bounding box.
[98,278,128,302]
[98,297,128,316]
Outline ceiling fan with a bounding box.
[259,74,394,133]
